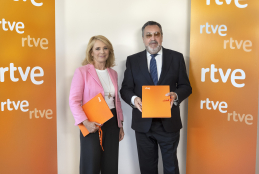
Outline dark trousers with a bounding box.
[135,119,180,174]
[79,108,120,174]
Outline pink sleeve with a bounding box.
[115,72,124,122]
[69,68,88,125]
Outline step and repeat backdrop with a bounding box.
[0,1,56,174]
[0,0,258,173]
[187,0,258,174]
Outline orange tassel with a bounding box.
[97,126,104,151]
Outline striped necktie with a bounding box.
[150,54,158,85]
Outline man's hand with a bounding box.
[134,97,142,112]
[82,119,101,133]
[165,92,177,108]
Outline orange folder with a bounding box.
[142,85,171,118]
[78,93,113,137]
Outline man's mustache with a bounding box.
[149,40,158,45]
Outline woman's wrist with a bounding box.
[82,119,89,125]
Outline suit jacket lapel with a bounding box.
[138,50,154,85]
[157,48,173,85]
[87,64,103,88]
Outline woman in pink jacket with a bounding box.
[69,35,124,174]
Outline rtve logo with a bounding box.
[14,0,43,7]
[206,0,248,8]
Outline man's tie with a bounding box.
[150,54,158,85]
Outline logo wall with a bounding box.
[187,0,258,173]
[0,1,57,174]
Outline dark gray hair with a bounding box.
[141,21,163,37]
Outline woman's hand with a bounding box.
[82,119,101,133]
[119,127,124,141]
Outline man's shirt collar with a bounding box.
[146,48,163,57]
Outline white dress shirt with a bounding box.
[147,49,163,80]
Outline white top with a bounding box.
[96,69,115,109]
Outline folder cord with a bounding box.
[97,126,104,151]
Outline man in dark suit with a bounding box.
[120,21,192,174]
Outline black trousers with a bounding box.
[135,119,180,174]
[79,108,120,174]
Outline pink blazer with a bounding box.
[69,64,124,128]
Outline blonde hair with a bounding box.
[82,35,115,68]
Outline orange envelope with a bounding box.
[142,85,171,118]
[78,93,113,137]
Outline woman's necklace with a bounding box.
[96,70,112,99]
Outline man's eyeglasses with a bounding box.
[145,32,161,39]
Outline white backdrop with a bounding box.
[55,0,259,173]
